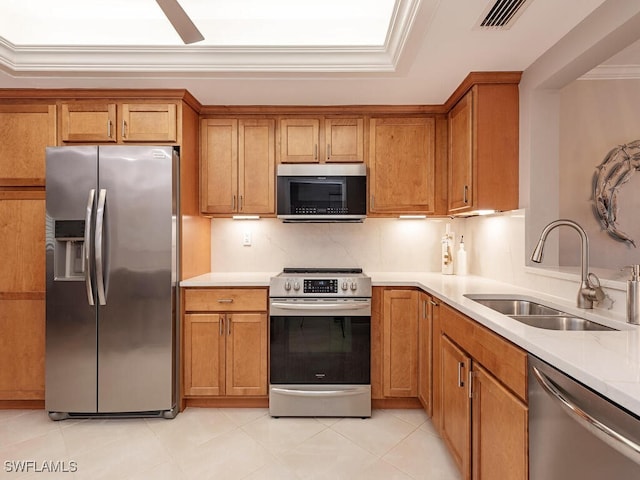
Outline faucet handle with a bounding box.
[587,272,606,303]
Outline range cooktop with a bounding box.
[270,268,371,297]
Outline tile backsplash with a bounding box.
[210,217,446,273]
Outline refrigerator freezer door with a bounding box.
[45,146,99,414]
[96,146,177,413]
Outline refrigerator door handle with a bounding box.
[95,188,107,305]
[84,189,96,306]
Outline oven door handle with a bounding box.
[271,387,370,397]
[269,301,370,311]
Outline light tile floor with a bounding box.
[0,408,460,480]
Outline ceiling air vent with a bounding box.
[478,0,531,29]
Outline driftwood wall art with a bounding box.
[592,139,640,247]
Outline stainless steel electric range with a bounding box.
[269,268,372,417]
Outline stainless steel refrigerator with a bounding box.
[45,145,179,420]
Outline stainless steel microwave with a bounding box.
[276,163,367,222]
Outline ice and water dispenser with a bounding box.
[54,220,86,280]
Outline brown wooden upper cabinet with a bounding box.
[447,84,519,215]
[279,117,364,163]
[324,117,364,162]
[200,118,275,215]
[60,102,178,144]
[369,117,436,215]
[0,104,57,186]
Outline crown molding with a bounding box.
[579,64,640,80]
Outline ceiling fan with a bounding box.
[155,0,204,44]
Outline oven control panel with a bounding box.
[304,279,338,294]
[270,271,372,298]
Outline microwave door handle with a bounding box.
[84,189,95,306]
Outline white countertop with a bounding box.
[181,271,640,416]
[180,271,278,287]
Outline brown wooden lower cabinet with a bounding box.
[417,291,433,415]
[383,289,419,398]
[0,297,45,401]
[182,288,268,403]
[441,335,472,475]
[0,190,46,403]
[370,287,426,409]
[435,303,528,480]
[472,363,528,480]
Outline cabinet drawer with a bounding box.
[184,288,267,312]
[441,304,527,401]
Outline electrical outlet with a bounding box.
[243,231,252,246]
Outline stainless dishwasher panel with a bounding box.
[528,355,640,479]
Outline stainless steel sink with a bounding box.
[509,315,615,331]
[470,298,563,316]
[465,295,617,331]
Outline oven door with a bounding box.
[269,298,371,385]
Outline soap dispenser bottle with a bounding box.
[626,265,640,325]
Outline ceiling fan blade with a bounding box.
[155,0,204,44]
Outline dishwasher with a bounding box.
[528,355,640,479]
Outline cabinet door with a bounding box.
[280,118,320,163]
[325,118,364,162]
[120,103,177,142]
[369,117,436,214]
[431,298,443,431]
[200,119,238,213]
[0,298,45,400]
[238,119,275,214]
[60,103,117,143]
[0,192,46,401]
[448,90,474,213]
[0,105,56,186]
[441,335,471,478]
[0,191,45,293]
[472,364,527,480]
[382,289,419,397]
[183,314,225,396]
[225,313,268,396]
[418,292,432,415]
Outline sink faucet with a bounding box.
[531,219,604,309]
